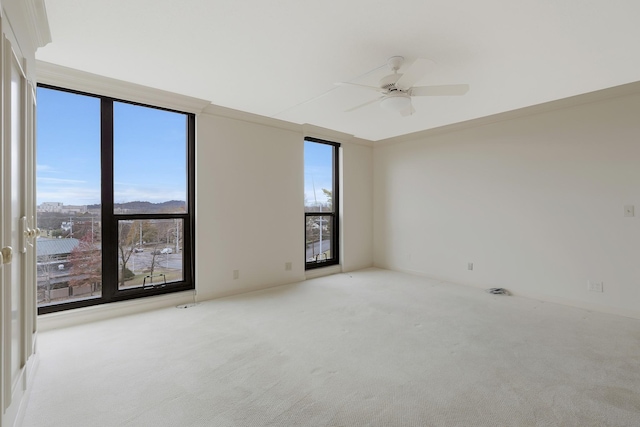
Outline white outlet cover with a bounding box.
[588,280,603,292]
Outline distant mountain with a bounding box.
[87,200,186,212]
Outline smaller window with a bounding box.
[304,138,339,270]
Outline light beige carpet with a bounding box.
[22,268,640,426]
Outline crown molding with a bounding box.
[23,0,51,48]
[375,80,640,147]
[302,124,373,147]
[347,137,374,148]
[202,103,302,133]
[202,105,376,147]
[1,0,51,76]
[36,61,210,114]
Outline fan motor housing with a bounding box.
[379,73,402,91]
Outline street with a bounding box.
[129,251,182,273]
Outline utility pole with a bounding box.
[313,178,319,259]
[175,219,179,253]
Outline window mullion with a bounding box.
[101,98,117,300]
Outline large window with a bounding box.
[36,85,195,314]
[304,138,339,270]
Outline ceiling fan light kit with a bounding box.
[340,56,469,116]
[380,92,411,112]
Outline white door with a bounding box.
[1,25,37,427]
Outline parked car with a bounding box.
[160,248,173,254]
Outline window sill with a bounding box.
[305,264,342,280]
[37,290,196,332]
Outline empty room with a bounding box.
[1,1,639,426]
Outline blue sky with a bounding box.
[113,101,186,204]
[304,141,334,207]
[37,87,333,207]
[37,87,186,205]
[37,88,101,205]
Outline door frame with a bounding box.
[0,11,39,427]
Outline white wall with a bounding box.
[196,113,374,300]
[341,141,373,272]
[373,91,640,319]
[196,114,305,300]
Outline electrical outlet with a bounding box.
[468,262,473,271]
[624,205,635,217]
[233,270,239,280]
[285,262,292,271]
[588,280,603,292]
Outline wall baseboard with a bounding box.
[342,262,374,274]
[195,274,307,303]
[13,352,40,427]
[379,264,640,321]
[37,291,196,332]
[2,351,38,427]
[305,264,342,280]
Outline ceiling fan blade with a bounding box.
[411,84,469,96]
[345,97,381,113]
[395,58,436,90]
[336,82,387,93]
[400,104,415,117]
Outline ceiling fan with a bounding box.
[340,56,469,116]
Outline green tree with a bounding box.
[141,221,157,245]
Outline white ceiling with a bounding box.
[37,0,640,141]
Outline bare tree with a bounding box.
[69,231,101,295]
[37,253,56,303]
[118,221,138,287]
[146,243,164,284]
